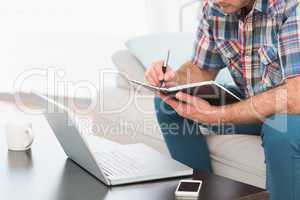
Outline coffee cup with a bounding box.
[6,122,35,151]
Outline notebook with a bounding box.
[129,79,241,106]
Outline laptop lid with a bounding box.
[33,92,110,185]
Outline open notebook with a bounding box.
[129,79,241,106]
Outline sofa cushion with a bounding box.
[206,135,266,188]
[90,86,168,152]
[112,50,146,89]
[126,33,195,69]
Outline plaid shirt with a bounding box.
[192,0,300,97]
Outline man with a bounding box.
[145,0,300,200]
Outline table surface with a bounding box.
[0,99,267,200]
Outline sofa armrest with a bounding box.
[112,50,146,89]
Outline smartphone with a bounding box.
[175,180,203,198]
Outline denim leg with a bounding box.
[262,114,300,200]
[154,96,212,172]
[207,123,261,135]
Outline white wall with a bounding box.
[0,0,200,97]
[0,0,148,34]
[0,0,149,95]
[146,0,200,32]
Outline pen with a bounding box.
[159,50,170,88]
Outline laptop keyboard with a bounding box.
[94,150,147,178]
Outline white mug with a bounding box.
[6,122,35,151]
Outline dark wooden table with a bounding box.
[193,171,268,200]
[0,99,268,200]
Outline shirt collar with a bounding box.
[254,0,277,13]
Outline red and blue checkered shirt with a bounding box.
[192,0,300,97]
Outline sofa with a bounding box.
[106,49,266,189]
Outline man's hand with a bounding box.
[159,92,222,124]
[159,76,300,125]
[145,60,219,87]
[145,60,176,87]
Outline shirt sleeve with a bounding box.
[192,1,226,70]
[278,2,300,80]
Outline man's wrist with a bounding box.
[215,105,232,124]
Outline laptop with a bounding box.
[34,92,193,186]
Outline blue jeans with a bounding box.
[154,96,300,200]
